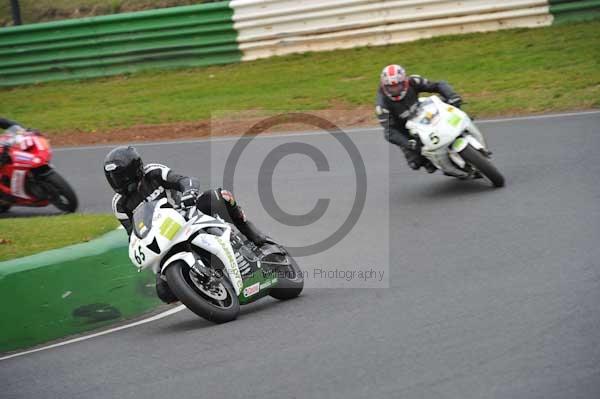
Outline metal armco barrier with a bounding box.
[0,1,240,86]
[0,229,160,353]
[0,1,598,86]
[549,0,600,23]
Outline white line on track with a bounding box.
[0,304,186,362]
[53,110,600,152]
[474,110,600,124]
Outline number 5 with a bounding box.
[429,132,440,145]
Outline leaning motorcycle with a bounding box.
[0,127,78,213]
[128,197,304,323]
[405,95,505,187]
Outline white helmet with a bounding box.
[380,64,409,101]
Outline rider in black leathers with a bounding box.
[0,117,25,167]
[104,146,273,303]
[0,117,20,130]
[376,65,462,172]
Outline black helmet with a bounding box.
[104,146,143,195]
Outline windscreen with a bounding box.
[416,98,439,125]
[132,200,158,239]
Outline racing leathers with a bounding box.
[111,163,268,245]
[376,75,461,170]
[0,118,19,130]
[0,118,23,167]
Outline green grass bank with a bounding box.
[0,20,598,136]
[0,214,117,261]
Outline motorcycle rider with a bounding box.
[0,117,22,132]
[0,117,26,167]
[104,145,275,304]
[376,64,463,172]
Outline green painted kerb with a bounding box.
[0,229,161,353]
[0,1,241,87]
[549,0,600,24]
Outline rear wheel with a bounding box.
[43,170,78,212]
[460,144,505,187]
[0,203,10,213]
[165,261,240,323]
[267,254,304,300]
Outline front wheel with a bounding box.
[459,144,505,187]
[43,170,78,212]
[165,261,240,323]
[0,203,10,213]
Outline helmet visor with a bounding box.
[106,165,139,194]
[384,82,407,99]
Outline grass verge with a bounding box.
[1,20,599,136]
[0,214,117,261]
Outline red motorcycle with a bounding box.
[0,128,78,213]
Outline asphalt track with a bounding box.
[2,112,600,398]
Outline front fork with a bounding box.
[447,132,489,177]
[26,165,55,199]
[465,121,487,150]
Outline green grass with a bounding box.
[0,214,118,261]
[1,20,599,135]
[0,0,203,26]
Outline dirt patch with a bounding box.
[46,104,596,148]
[50,106,376,147]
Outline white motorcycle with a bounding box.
[405,95,504,187]
[128,197,303,323]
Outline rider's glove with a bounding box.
[407,139,419,151]
[447,96,462,108]
[181,189,198,208]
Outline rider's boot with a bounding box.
[424,161,437,174]
[402,147,425,171]
[214,188,281,250]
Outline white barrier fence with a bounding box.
[231,0,552,61]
